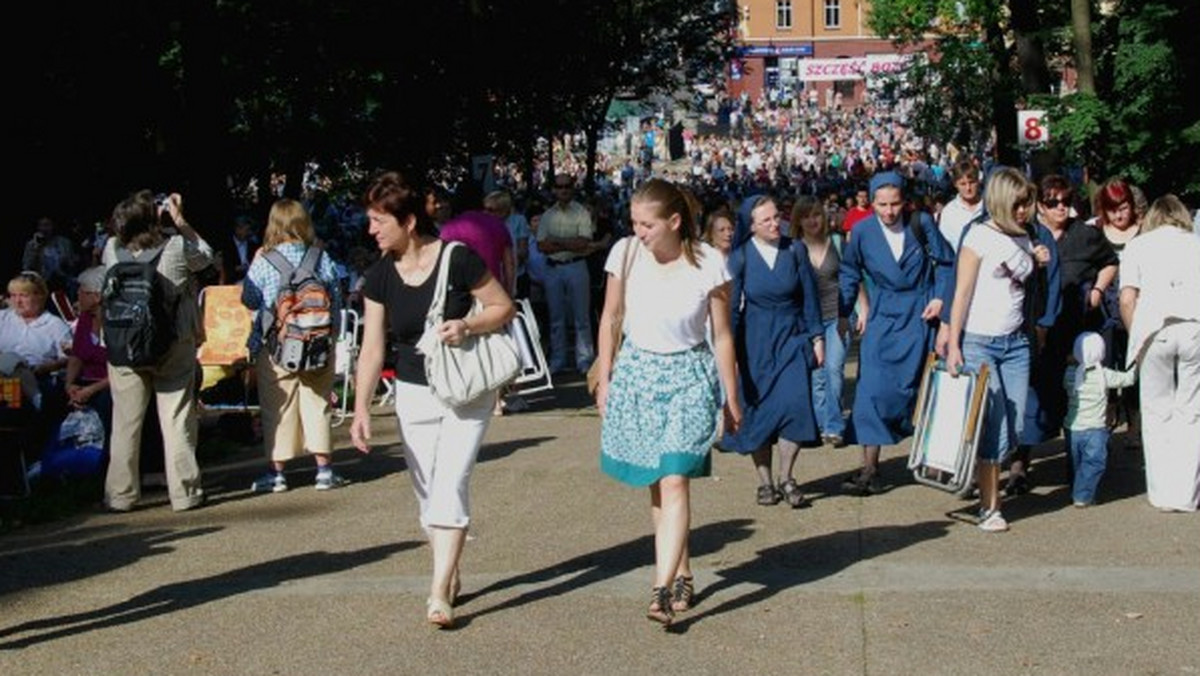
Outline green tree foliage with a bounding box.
[8,0,733,252]
[869,0,1200,201]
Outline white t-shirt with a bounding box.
[1119,226,1200,367]
[960,224,1034,336]
[0,308,72,369]
[604,237,729,353]
[938,195,984,253]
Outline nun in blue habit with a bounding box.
[719,194,824,508]
[837,172,954,494]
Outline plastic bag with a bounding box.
[59,407,106,448]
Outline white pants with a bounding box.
[1139,321,1200,512]
[543,259,593,371]
[393,381,493,529]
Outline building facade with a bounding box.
[730,0,909,106]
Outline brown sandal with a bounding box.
[647,586,674,626]
[779,479,812,508]
[671,575,694,612]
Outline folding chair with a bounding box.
[196,285,258,415]
[508,298,553,396]
[907,352,990,497]
[50,289,78,326]
[331,308,360,426]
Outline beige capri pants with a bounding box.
[393,380,493,529]
[256,357,334,461]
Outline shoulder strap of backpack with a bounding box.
[297,245,323,275]
[259,249,298,338]
[263,249,295,279]
[115,242,167,265]
[909,211,931,257]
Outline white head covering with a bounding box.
[1073,331,1107,390]
[77,266,107,293]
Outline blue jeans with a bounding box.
[543,260,594,372]
[961,331,1031,464]
[810,318,847,436]
[1069,427,1110,504]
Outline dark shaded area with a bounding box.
[0,526,223,598]
[459,519,755,625]
[0,541,414,649]
[670,520,951,631]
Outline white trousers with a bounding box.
[393,381,493,529]
[1138,321,1200,512]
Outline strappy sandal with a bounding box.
[671,575,695,613]
[778,479,812,509]
[647,586,675,627]
[426,597,454,629]
[756,484,782,506]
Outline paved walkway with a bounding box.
[1,376,1197,675]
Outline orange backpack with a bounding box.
[261,247,334,372]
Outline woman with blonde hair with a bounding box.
[1,271,71,403]
[1119,194,1200,512]
[242,198,344,494]
[945,168,1050,532]
[701,208,735,258]
[595,178,740,627]
[792,196,849,446]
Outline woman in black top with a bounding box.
[1022,175,1118,492]
[350,171,515,629]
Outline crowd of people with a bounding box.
[2,95,1199,630]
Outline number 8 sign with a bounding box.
[1018,110,1049,145]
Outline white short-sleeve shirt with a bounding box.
[1120,226,1200,367]
[0,308,72,368]
[960,224,1034,336]
[604,237,729,353]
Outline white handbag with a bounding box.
[416,242,521,407]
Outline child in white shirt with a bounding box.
[1062,332,1137,506]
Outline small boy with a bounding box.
[1062,332,1137,507]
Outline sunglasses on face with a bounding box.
[1041,198,1069,209]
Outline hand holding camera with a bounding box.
[156,192,191,231]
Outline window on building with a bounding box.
[776,0,793,29]
[824,0,841,29]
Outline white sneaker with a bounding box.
[977,509,1009,532]
[251,473,288,494]
[314,471,349,491]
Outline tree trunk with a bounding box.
[180,0,233,240]
[1071,0,1096,94]
[984,15,1019,166]
[1010,0,1051,94]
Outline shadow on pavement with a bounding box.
[0,541,417,650]
[458,519,756,624]
[672,519,952,632]
[0,526,223,599]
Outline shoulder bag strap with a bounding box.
[427,241,459,325]
[609,237,638,348]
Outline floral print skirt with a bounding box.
[600,341,720,486]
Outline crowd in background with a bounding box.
[3,92,1198,526]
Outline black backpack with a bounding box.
[102,243,179,367]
